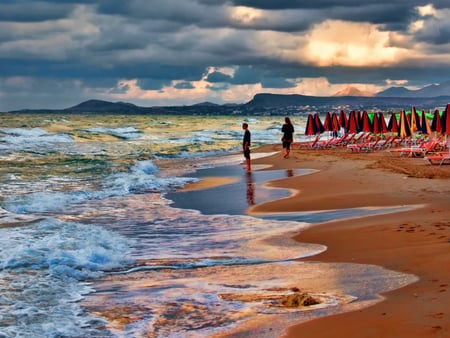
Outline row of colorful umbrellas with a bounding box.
[304,104,450,137]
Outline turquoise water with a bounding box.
[0,114,416,337]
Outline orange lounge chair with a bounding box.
[388,138,434,157]
[424,154,450,166]
[295,135,320,149]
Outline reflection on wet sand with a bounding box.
[246,171,255,205]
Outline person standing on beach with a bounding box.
[242,123,251,171]
[281,117,294,158]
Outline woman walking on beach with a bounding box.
[281,117,294,158]
[242,122,251,171]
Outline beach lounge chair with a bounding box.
[295,135,320,149]
[388,138,434,157]
[424,154,450,166]
[347,135,373,152]
[374,136,396,150]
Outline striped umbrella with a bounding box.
[304,113,318,135]
[398,110,412,138]
[338,110,348,129]
[314,114,325,134]
[410,106,420,133]
[346,110,359,134]
[323,111,333,132]
[360,110,372,133]
[430,109,442,133]
[387,113,399,133]
[331,112,340,132]
[419,110,432,135]
[441,103,450,135]
[378,112,388,133]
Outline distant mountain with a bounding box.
[333,86,375,97]
[377,80,450,98]
[191,101,219,107]
[66,99,140,113]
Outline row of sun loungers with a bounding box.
[295,133,450,166]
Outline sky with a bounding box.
[1,0,450,111]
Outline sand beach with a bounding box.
[242,144,450,337]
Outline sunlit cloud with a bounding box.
[302,20,407,67]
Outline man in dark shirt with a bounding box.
[242,123,251,171]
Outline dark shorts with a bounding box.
[282,141,292,149]
[243,149,250,159]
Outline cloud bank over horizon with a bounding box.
[1,0,450,111]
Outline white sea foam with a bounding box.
[84,126,142,139]
[0,218,133,337]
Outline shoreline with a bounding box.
[247,145,450,337]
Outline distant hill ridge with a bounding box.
[7,81,450,114]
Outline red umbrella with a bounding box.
[314,114,325,134]
[372,113,380,134]
[441,103,450,135]
[398,110,412,138]
[304,113,318,135]
[346,110,359,134]
[430,109,442,133]
[323,111,333,132]
[360,110,372,133]
[387,113,399,133]
[331,112,340,132]
[378,112,388,133]
[338,110,348,129]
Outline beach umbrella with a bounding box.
[304,113,318,135]
[419,110,432,135]
[346,110,359,134]
[377,112,388,134]
[372,113,380,134]
[323,111,333,132]
[331,112,340,132]
[409,106,420,133]
[441,103,450,135]
[314,114,325,134]
[360,110,372,133]
[430,109,442,133]
[398,110,412,138]
[338,110,348,129]
[387,113,399,133]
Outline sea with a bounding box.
[0,113,417,337]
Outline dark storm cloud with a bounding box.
[206,72,233,83]
[0,2,75,22]
[174,81,195,89]
[261,78,296,89]
[1,0,450,111]
[228,0,426,10]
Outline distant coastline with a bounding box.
[4,93,450,116]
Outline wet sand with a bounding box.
[247,145,450,337]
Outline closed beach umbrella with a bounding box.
[360,110,372,133]
[331,112,340,132]
[338,110,348,129]
[430,109,442,133]
[410,106,420,133]
[387,113,399,133]
[314,114,325,134]
[372,113,380,134]
[398,110,412,138]
[419,110,432,135]
[378,112,388,134]
[346,110,359,134]
[304,113,318,135]
[441,104,450,135]
[323,111,333,131]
